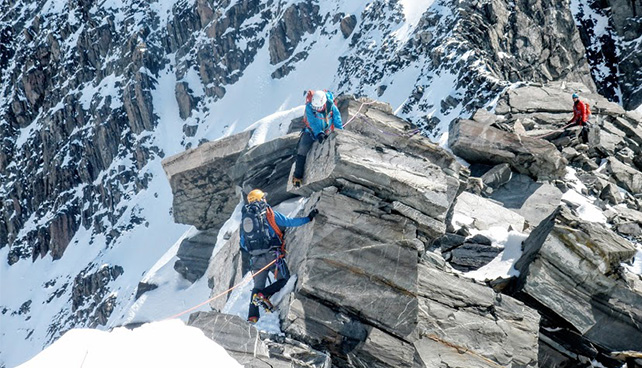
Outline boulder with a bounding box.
[432,233,466,252]
[453,191,526,232]
[503,83,623,117]
[289,131,462,228]
[447,242,503,272]
[161,131,252,230]
[480,163,512,191]
[188,311,331,367]
[174,229,218,283]
[449,118,567,181]
[415,261,540,367]
[606,157,642,195]
[490,173,563,227]
[511,206,642,352]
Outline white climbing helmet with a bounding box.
[310,90,327,112]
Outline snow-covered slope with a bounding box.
[18,320,241,368]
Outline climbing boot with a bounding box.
[292,177,302,188]
[252,292,274,313]
[247,316,258,324]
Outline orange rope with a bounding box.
[163,258,277,320]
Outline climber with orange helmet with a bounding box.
[292,90,343,188]
[240,189,318,323]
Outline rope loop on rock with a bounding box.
[344,99,422,138]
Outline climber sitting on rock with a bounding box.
[566,92,591,144]
[292,89,343,188]
[240,189,318,324]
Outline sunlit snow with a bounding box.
[18,320,241,368]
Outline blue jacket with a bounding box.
[304,92,343,138]
[240,208,310,250]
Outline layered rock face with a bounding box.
[163,98,541,367]
[511,206,642,357]
[452,82,642,366]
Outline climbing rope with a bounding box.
[344,99,422,138]
[343,100,377,127]
[529,122,576,139]
[163,257,277,321]
[425,334,506,368]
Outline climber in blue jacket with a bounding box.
[240,189,318,323]
[292,90,343,187]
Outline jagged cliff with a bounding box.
[1,0,642,367]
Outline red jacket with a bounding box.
[571,100,589,125]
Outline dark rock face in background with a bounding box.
[573,0,642,110]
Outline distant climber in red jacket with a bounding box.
[567,93,590,144]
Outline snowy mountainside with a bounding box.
[0,0,636,366]
[571,0,642,110]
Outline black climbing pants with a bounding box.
[293,131,315,180]
[248,251,289,320]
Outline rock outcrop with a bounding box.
[172,98,542,367]
[188,311,331,368]
[173,230,219,283]
[449,118,567,181]
[511,206,642,354]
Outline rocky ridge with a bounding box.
[162,90,642,367]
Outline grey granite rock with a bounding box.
[512,206,642,352]
[449,118,567,181]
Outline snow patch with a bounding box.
[18,320,242,368]
[463,227,528,281]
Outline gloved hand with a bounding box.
[308,209,319,220]
[317,132,327,144]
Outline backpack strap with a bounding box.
[265,207,284,244]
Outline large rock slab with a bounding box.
[337,96,465,180]
[490,173,564,228]
[512,206,642,352]
[161,131,252,230]
[286,188,421,339]
[606,157,642,195]
[188,311,331,367]
[174,229,219,283]
[231,133,299,205]
[502,83,622,116]
[415,260,540,367]
[453,191,526,232]
[207,230,245,312]
[290,130,462,227]
[449,118,567,181]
